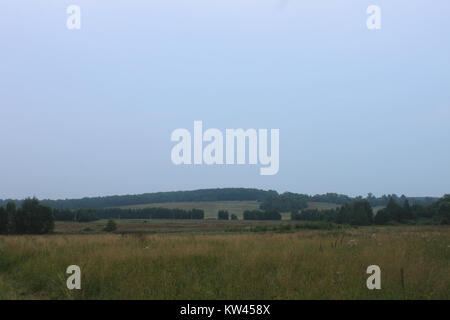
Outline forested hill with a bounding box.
[32,188,276,209]
[0,188,439,210]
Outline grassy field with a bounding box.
[0,225,448,299]
[115,201,342,219]
[115,200,261,219]
[54,219,303,234]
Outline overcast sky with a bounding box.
[1,0,449,200]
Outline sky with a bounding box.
[0,0,449,200]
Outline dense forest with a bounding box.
[0,188,276,209]
[0,198,54,234]
[0,188,438,211]
[260,192,438,212]
[53,207,205,221]
[0,199,206,234]
[243,210,282,220]
[291,195,450,225]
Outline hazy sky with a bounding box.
[1,0,449,200]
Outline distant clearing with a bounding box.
[372,206,386,214]
[115,201,261,219]
[114,201,345,219]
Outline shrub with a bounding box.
[251,225,268,232]
[103,219,117,232]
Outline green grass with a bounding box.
[0,225,448,299]
[55,218,308,234]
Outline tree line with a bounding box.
[42,188,275,209]
[243,209,282,220]
[1,194,447,234]
[0,198,206,234]
[260,193,309,212]
[53,207,205,221]
[0,198,54,234]
[217,210,238,220]
[291,195,450,226]
[374,195,449,225]
[260,192,438,213]
[1,188,437,211]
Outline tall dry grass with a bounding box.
[0,226,448,299]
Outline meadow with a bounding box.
[114,200,353,219]
[0,224,448,300]
[54,218,297,234]
[115,200,261,219]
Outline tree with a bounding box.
[260,192,308,212]
[351,200,373,225]
[9,198,54,234]
[243,209,281,220]
[335,200,372,225]
[374,208,390,225]
[6,201,16,233]
[402,199,413,220]
[385,197,403,222]
[336,204,351,224]
[6,201,16,214]
[290,209,299,220]
[103,219,117,232]
[265,210,282,220]
[218,210,229,220]
[0,207,8,234]
[17,198,54,234]
[437,201,450,225]
[76,209,99,222]
[230,214,238,220]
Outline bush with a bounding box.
[278,224,292,232]
[295,221,338,230]
[103,219,117,232]
[0,207,8,234]
[251,225,268,232]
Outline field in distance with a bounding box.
[114,201,348,219]
[54,218,305,234]
[115,201,261,219]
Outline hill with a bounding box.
[0,188,439,210]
